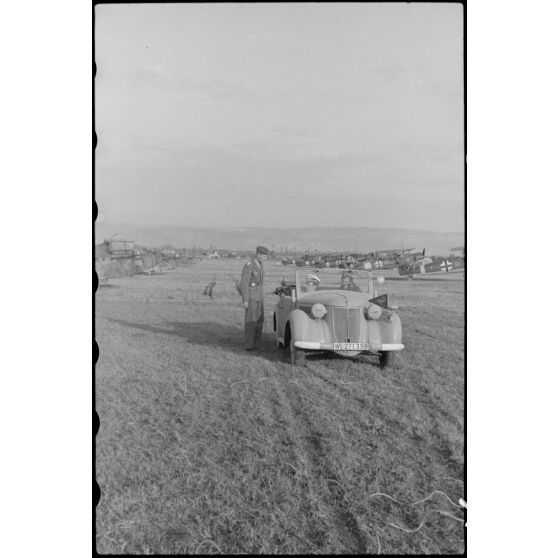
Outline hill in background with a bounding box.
[95,223,464,255]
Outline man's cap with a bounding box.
[306,273,320,283]
[256,246,269,255]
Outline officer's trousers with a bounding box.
[244,300,264,349]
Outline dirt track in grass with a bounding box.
[95,259,465,554]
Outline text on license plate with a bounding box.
[333,342,369,351]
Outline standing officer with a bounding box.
[240,246,269,350]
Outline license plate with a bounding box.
[333,342,369,351]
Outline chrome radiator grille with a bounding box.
[329,308,361,343]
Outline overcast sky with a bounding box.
[95,3,463,232]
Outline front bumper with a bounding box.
[294,341,404,352]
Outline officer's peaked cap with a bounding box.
[306,273,320,283]
[256,246,269,254]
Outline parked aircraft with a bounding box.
[374,247,415,259]
[398,254,465,277]
[294,254,324,267]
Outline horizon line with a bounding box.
[97,222,465,235]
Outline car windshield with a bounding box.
[296,269,371,294]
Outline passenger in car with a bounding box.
[340,271,361,291]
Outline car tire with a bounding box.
[290,340,306,366]
[276,337,286,352]
[276,339,288,361]
[379,351,394,369]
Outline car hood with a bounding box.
[298,290,370,307]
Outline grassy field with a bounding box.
[95,259,465,554]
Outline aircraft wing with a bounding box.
[398,257,465,276]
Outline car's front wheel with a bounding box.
[290,340,306,366]
[379,351,395,369]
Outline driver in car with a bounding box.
[306,274,320,292]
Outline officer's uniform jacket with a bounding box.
[240,258,264,304]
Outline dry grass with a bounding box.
[96,260,465,554]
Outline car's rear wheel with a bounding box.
[290,340,306,366]
[276,339,288,360]
[379,351,395,369]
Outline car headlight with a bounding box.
[311,303,327,319]
[366,303,382,320]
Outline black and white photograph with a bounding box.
[94,2,465,554]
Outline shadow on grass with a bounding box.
[105,318,386,367]
[106,318,283,363]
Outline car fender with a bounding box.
[287,309,329,344]
[366,312,403,346]
[273,303,280,333]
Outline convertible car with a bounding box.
[273,269,404,367]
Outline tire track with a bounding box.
[267,373,368,553]
[306,363,461,488]
[410,391,464,479]
[285,384,368,554]
[306,365,371,409]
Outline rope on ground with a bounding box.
[411,490,463,508]
[388,509,464,534]
[369,489,465,509]
[368,490,465,537]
